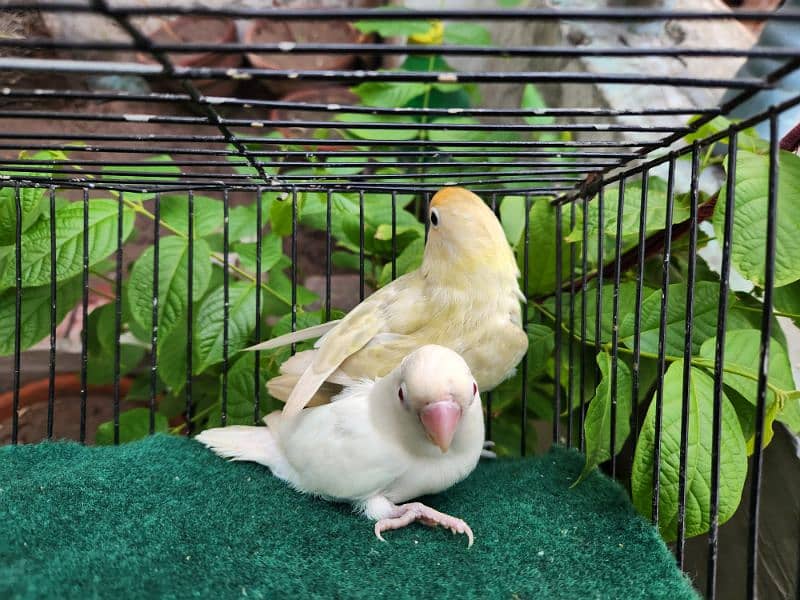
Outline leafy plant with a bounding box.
[0,11,797,549]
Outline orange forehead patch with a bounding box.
[430,186,482,208]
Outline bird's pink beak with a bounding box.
[420,400,462,453]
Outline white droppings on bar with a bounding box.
[1,88,9,95]
[251,122,264,128]
[327,104,341,111]
[438,73,458,82]
[205,96,225,105]
[226,69,252,80]
[278,42,296,52]
[288,72,299,79]
[123,114,154,122]
[447,108,463,114]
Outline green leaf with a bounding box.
[335,113,420,141]
[158,195,224,238]
[95,408,168,445]
[698,329,795,408]
[0,277,82,356]
[269,194,303,237]
[619,281,725,357]
[527,324,555,378]
[233,235,283,273]
[156,323,188,392]
[520,197,570,297]
[631,362,747,541]
[443,23,492,46]
[520,84,554,126]
[500,195,526,248]
[354,18,432,38]
[259,268,318,315]
[576,351,632,484]
[0,183,46,245]
[566,176,688,267]
[206,353,267,427]
[102,155,180,202]
[228,193,276,241]
[773,280,800,328]
[194,282,260,374]
[428,117,492,146]
[714,149,800,287]
[777,390,800,434]
[378,236,423,287]
[0,199,135,289]
[127,237,212,343]
[351,82,429,108]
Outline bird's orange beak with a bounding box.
[420,400,462,453]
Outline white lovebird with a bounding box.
[195,345,484,546]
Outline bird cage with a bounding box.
[0,2,799,599]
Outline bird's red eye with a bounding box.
[473,382,478,396]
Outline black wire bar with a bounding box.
[2,6,800,600]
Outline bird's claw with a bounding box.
[373,502,474,548]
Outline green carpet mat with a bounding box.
[0,434,697,599]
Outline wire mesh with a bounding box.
[1,3,799,599]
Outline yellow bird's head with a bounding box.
[422,187,519,288]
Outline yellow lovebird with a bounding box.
[249,186,529,418]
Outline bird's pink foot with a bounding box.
[374,502,474,547]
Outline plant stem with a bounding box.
[168,401,217,435]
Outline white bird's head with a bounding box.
[395,345,479,453]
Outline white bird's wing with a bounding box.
[276,388,406,502]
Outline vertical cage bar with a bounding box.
[358,190,365,302]
[391,191,397,282]
[221,188,230,427]
[47,187,57,439]
[150,193,160,434]
[676,143,700,567]
[553,201,563,444]
[652,156,676,525]
[325,189,333,320]
[291,188,298,355]
[254,187,263,424]
[11,184,22,445]
[487,193,499,445]
[632,170,649,444]
[609,176,626,479]
[520,193,531,456]
[747,114,780,600]
[567,201,577,449]
[595,185,605,358]
[708,132,737,599]
[80,189,89,443]
[579,195,589,453]
[112,192,124,446]
[185,190,194,435]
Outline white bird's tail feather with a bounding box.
[195,425,298,484]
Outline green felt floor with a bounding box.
[0,435,697,599]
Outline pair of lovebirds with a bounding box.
[197,187,528,547]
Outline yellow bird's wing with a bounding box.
[281,272,425,418]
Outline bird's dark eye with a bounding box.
[430,208,440,228]
[398,386,404,403]
[472,382,478,396]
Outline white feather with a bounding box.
[245,320,341,351]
